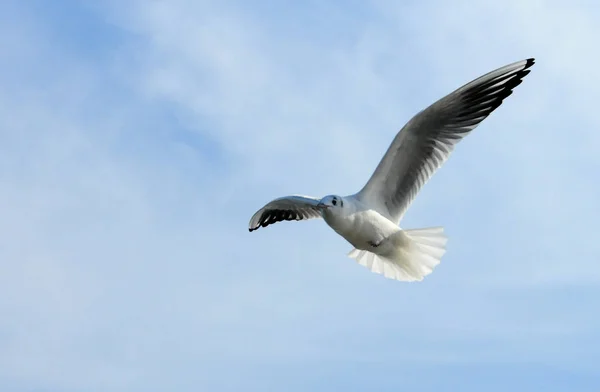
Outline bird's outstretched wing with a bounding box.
[248,195,323,232]
[355,58,535,223]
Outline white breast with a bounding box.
[323,207,400,250]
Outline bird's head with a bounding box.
[317,195,344,215]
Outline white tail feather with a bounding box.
[348,227,447,282]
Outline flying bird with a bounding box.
[248,58,535,282]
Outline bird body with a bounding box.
[321,196,399,250]
[249,58,535,282]
[318,194,447,281]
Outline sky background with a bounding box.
[1,0,599,391]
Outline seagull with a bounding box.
[248,58,535,282]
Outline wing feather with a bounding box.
[355,58,535,223]
[248,195,322,232]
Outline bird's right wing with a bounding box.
[248,195,323,232]
[355,58,535,223]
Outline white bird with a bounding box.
[249,58,535,282]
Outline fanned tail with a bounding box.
[348,227,448,282]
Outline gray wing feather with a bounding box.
[248,195,322,232]
[356,58,535,223]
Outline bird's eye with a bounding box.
[332,199,337,206]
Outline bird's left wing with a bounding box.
[355,58,535,223]
[248,195,323,232]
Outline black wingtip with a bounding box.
[525,58,535,69]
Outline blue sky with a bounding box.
[1,0,599,391]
